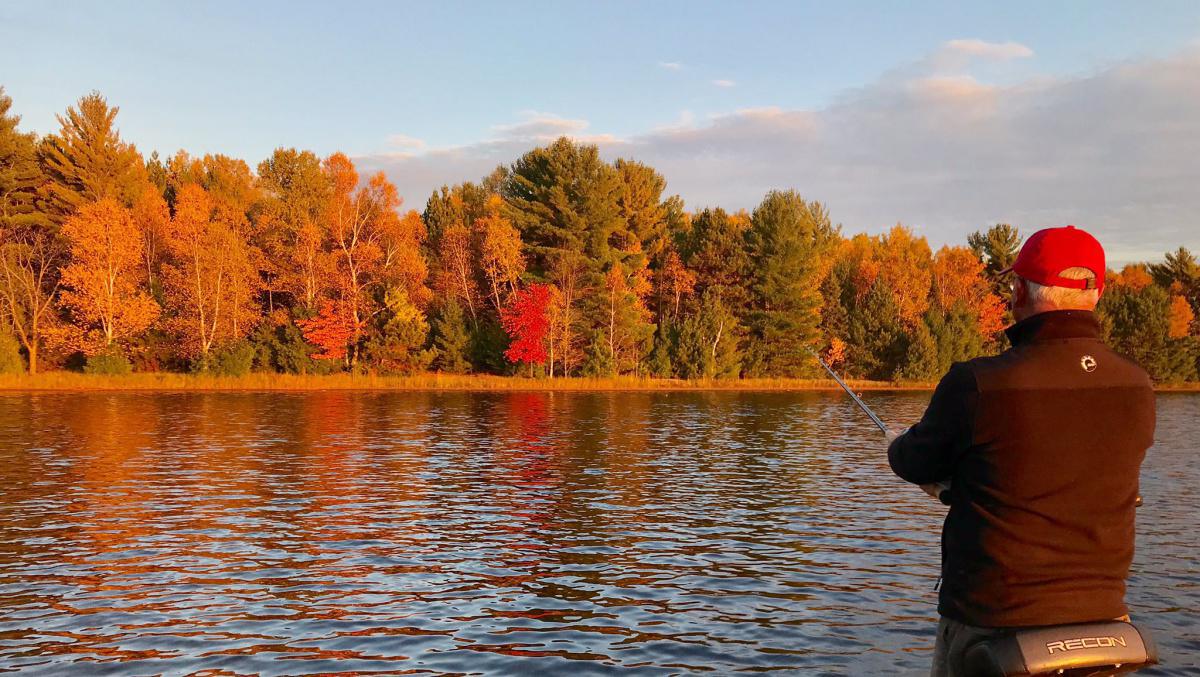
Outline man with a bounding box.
[886,226,1156,676]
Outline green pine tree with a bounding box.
[38,91,147,219]
[743,190,837,377]
[431,299,471,374]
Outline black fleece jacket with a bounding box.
[888,310,1155,627]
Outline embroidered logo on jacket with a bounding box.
[1081,355,1097,372]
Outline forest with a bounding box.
[2,89,1198,384]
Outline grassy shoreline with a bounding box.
[1,372,1197,392]
[0,371,931,392]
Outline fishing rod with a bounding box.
[809,349,890,436]
[810,348,954,506]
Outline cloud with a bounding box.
[385,133,426,151]
[492,111,591,141]
[943,38,1034,61]
[355,44,1200,261]
[658,61,683,71]
[712,79,737,88]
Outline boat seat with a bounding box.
[962,621,1157,676]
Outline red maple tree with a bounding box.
[500,283,552,371]
[297,299,357,362]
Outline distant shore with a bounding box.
[0,372,932,392]
[1,372,1198,393]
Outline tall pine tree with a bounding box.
[743,190,836,377]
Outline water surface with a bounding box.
[0,391,1195,675]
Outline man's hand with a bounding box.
[885,427,906,446]
[920,481,953,504]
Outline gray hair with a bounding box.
[1022,267,1100,309]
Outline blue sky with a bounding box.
[2,1,1199,260]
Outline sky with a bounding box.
[2,1,1199,262]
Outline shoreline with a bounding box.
[1,372,1198,393]
[0,372,929,392]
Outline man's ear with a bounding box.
[1012,278,1027,307]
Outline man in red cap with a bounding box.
[886,226,1156,676]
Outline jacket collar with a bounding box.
[1004,310,1102,346]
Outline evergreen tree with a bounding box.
[38,92,147,219]
[431,299,471,373]
[362,287,432,375]
[683,208,752,314]
[845,283,909,380]
[0,88,47,233]
[674,290,742,379]
[1149,247,1200,319]
[743,190,836,377]
[1099,282,1199,383]
[614,158,669,259]
[582,331,616,377]
[503,137,625,374]
[968,223,1021,301]
[899,319,939,381]
[645,319,675,378]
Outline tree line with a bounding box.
[2,89,1198,383]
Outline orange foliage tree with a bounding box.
[1168,295,1194,338]
[379,208,431,308]
[1111,264,1153,291]
[657,248,696,321]
[437,224,480,325]
[476,195,524,313]
[877,225,933,328]
[323,152,403,363]
[298,299,357,362]
[58,199,159,352]
[161,184,260,357]
[932,245,1007,342]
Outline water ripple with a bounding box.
[0,391,1195,675]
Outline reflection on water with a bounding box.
[0,391,1195,674]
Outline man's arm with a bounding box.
[887,362,977,485]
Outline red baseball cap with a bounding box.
[1000,225,1106,292]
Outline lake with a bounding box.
[0,391,1196,675]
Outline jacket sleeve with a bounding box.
[888,361,977,485]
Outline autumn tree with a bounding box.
[437,224,481,325]
[161,184,259,359]
[132,190,169,289]
[39,92,147,220]
[931,245,1006,343]
[501,283,553,375]
[0,87,60,372]
[476,195,524,313]
[58,199,159,352]
[298,299,355,363]
[255,148,334,311]
[656,249,696,323]
[593,264,654,375]
[0,88,45,233]
[876,226,933,328]
[380,209,432,308]
[0,231,63,374]
[323,153,402,363]
[682,208,751,307]
[503,138,624,374]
